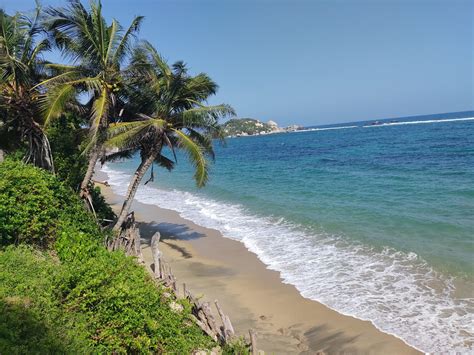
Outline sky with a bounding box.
[1,0,473,126]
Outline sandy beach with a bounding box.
[95,171,420,354]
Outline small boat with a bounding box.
[370,120,382,126]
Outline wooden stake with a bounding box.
[189,315,218,342]
[202,302,219,335]
[215,300,235,342]
[249,329,257,355]
[151,232,161,277]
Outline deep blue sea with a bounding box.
[103,111,474,353]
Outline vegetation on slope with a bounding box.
[0,161,215,353]
[0,1,241,352]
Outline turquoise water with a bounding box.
[104,112,474,353]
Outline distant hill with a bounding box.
[222,118,302,137]
[222,118,275,136]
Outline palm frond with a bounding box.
[90,85,110,137]
[100,147,136,164]
[105,120,152,150]
[112,15,143,64]
[187,128,216,160]
[172,128,208,187]
[178,104,235,128]
[155,153,175,171]
[40,82,75,126]
[107,120,148,135]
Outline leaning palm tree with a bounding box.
[106,43,234,232]
[0,7,54,170]
[40,0,143,206]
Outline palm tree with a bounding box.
[40,0,143,206]
[0,6,54,171]
[106,43,234,232]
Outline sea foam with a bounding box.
[102,165,473,354]
[362,117,474,128]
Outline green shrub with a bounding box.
[0,160,102,247]
[0,245,92,354]
[47,115,87,191]
[223,337,250,355]
[0,244,214,354]
[0,161,215,353]
[90,184,116,222]
[59,249,214,353]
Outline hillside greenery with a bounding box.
[0,160,216,353]
[222,118,273,136]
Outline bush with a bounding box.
[0,159,102,247]
[90,184,116,222]
[47,115,87,191]
[58,248,214,353]
[0,246,92,353]
[0,160,215,353]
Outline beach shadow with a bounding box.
[300,324,360,354]
[160,241,193,259]
[138,221,206,242]
[137,221,206,259]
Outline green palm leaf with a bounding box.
[172,128,208,187]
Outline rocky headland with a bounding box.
[222,118,303,137]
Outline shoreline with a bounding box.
[95,170,420,354]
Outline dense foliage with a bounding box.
[47,116,115,221]
[0,160,101,247]
[0,1,238,352]
[0,7,55,170]
[0,161,215,353]
[46,115,87,190]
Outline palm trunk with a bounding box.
[112,151,157,232]
[23,123,55,172]
[80,149,100,194]
[79,148,100,216]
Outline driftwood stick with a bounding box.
[249,329,257,355]
[171,274,177,292]
[197,309,209,325]
[189,315,218,342]
[150,232,161,277]
[158,258,163,279]
[201,302,219,335]
[132,225,144,262]
[166,263,171,279]
[224,314,235,339]
[215,300,235,342]
[162,262,168,279]
[183,283,187,299]
[136,229,144,261]
[185,289,199,308]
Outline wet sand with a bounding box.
[95,171,420,354]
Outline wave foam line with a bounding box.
[102,165,474,354]
[299,125,359,132]
[363,117,474,128]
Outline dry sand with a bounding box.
[95,172,420,354]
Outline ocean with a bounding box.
[102,111,474,353]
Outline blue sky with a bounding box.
[1,0,472,126]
